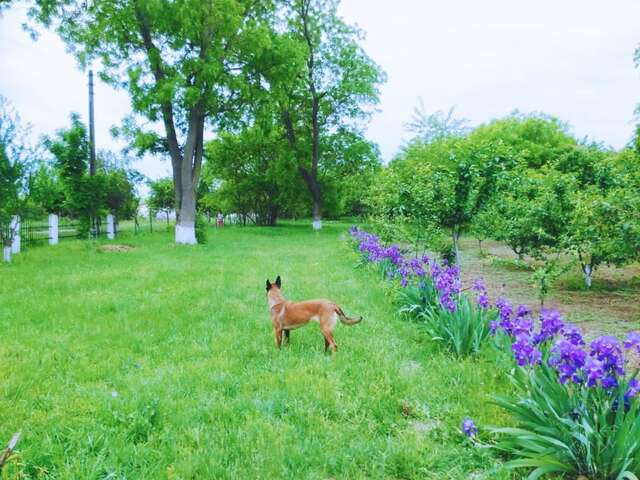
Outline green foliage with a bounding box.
[147,178,175,223]
[493,363,640,480]
[419,296,496,357]
[194,214,208,244]
[467,111,576,169]
[43,114,141,226]
[272,0,385,222]
[27,163,65,215]
[202,126,306,225]
[0,96,32,248]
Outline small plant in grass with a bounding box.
[491,308,640,479]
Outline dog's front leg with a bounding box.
[274,328,283,349]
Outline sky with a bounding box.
[1,0,640,180]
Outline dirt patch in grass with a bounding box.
[456,237,640,338]
[98,244,135,253]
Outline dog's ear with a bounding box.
[266,279,271,291]
[275,275,281,288]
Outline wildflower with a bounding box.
[533,309,564,344]
[563,325,585,346]
[626,378,640,400]
[489,320,498,335]
[549,338,587,384]
[473,278,486,292]
[477,293,490,309]
[624,331,640,355]
[461,418,478,438]
[584,357,605,387]
[512,336,542,367]
[516,304,531,318]
[590,335,625,377]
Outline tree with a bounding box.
[147,178,175,227]
[45,113,107,232]
[404,101,471,144]
[27,163,65,215]
[203,126,306,226]
[0,97,31,261]
[274,0,384,229]
[318,127,381,218]
[31,0,275,244]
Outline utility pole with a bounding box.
[88,69,96,176]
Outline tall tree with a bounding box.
[31,0,274,244]
[275,0,384,229]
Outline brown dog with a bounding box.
[266,276,362,352]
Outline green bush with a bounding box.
[195,214,208,245]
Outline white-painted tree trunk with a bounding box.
[3,246,11,263]
[583,265,593,288]
[106,214,115,240]
[175,222,196,244]
[48,214,59,245]
[312,219,322,230]
[10,216,20,254]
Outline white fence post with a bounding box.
[48,214,59,245]
[106,214,115,240]
[10,216,20,254]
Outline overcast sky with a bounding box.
[1,0,640,180]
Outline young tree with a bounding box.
[31,0,275,244]
[147,178,175,227]
[27,163,65,215]
[0,97,31,261]
[275,0,384,229]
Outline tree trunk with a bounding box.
[452,228,460,264]
[583,264,593,289]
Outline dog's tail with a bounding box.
[335,305,362,326]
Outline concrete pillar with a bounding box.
[107,214,115,240]
[10,216,20,254]
[49,214,59,245]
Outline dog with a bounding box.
[266,276,362,353]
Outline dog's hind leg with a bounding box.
[284,329,290,346]
[321,328,337,353]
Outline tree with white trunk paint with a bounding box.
[275,0,384,230]
[0,97,31,262]
[30,0,276,244]
[563,185,640,289]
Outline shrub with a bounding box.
[195,214,208,244]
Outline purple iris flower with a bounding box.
[512,336,542,367]
[624,331,640,355]
[534,309,565,344]
[461,418,478,437]
[590,336,625,377]
[549,339,587,384]
[563,325,585,346]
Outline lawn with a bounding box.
[0,222,513,479]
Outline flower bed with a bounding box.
[350,226,640,479]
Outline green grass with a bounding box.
[1,222,514,479]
